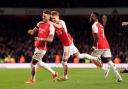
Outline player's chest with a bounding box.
[96,23,104,31]
[38,25,49,34]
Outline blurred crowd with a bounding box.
[0,14,128,63]
[0,0,127,8]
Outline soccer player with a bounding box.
[50,10,102,81]
[25,10,58,84]
[90,12,122,82]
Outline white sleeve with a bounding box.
[61,20,67,33]
[36,21,44,27]
[49,24,55,35]
[92,24,98,33]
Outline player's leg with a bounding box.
[103,49,122,82]
[61,46,70,80]
[91,49,110,79]
[26,59,39,84]
[26,48,39,84]
[78,53,103,67]
[70,43,102,67]
[26,48,58,83]
[36,49,58,81]
[25,59,38,84]
[100,57,110,79]
[120,68,128,73]
[38,60,58,81]
[31,60,38,82]
[108,60,122,82]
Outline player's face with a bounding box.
[90,13,96,22]
[51,15,59,23]
[42,13,50,22]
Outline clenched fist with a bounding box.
[28,29,35,35]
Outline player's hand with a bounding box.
[91,46,96,52]
[35,37,43,41]
[28,29,35,35]
[35,37,40,40]
[122,22,128,26]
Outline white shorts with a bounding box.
[32,48,47,61]
[92,49,112,58]
[63,42,79,60]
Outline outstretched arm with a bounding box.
[122,22,128,26]
[28,26,38,35]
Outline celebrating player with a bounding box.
[50,10,102,81]
[25,10,58,84]
[90,12,122,82]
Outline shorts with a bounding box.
[63,42,78,60]
[92,49,112,59]
[32,48,47,61]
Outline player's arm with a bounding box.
[93,33,99,47]
[41,34,54,42]
[122,22,128,26]
[91,25,99,50]
[28,24,39,35]
[53,20,68,33]
[52,21,63,29]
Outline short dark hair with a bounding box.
[51,10,60,16]
[93,12,99,19]
[43,9,51,15]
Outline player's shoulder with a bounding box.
[92,21,100,27]
[60,20,65,24]
[59,20,66,27]
[92,21,97,25]
[37,21,44,26]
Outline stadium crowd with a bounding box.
[0,14,128,63]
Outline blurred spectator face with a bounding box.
[51,15,59,23]
[42,13,50,22]
[102,15,107,23]
[102,15,107,27]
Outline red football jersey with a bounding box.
[54,20,73,46]
[92,21,109,49]
[35,21,55,50]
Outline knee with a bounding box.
[73,52,79,58]
[31,59,38,64]
[61,60,68,65]
[31,63,37,68]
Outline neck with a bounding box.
[44,20,50,23]
[94,20,98,23]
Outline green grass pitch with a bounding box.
[0,68,127,89]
